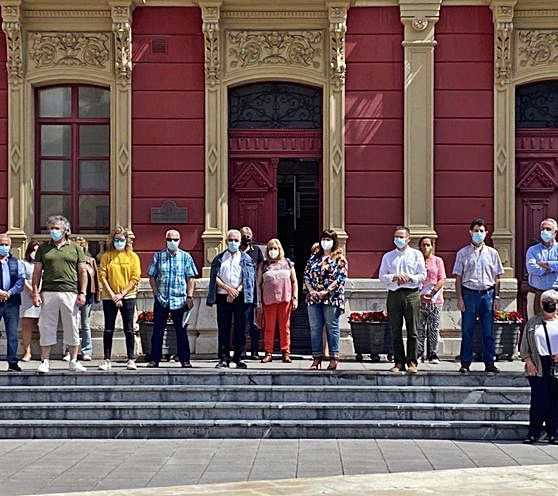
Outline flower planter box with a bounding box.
[472,321,521,362]
[138,322,177,362]
[349,321,392,362]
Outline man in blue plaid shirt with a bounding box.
[147,229,198,367]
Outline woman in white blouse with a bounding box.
[521,289,558,444]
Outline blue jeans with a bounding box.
[151,298,191,364]
[307,303,341,358]
[460,286,495,365]
[79,303,93,356]
[0,302,19,364]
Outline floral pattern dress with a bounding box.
[303,253,348,311]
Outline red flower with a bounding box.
[493,310,524,323]
[137,311,154,323]
[349,311,389,323]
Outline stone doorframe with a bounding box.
[0,0,133,255]
[491,0,558,277]
[199,0,349,275]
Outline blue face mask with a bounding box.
[167,240,180,251]
[0,245,9,257]
[472,231,486,245]
[541,230,554,243]
[113,240,126,251]
[228,240,240,252]
[394,237,407,249]
[50,229,63,242]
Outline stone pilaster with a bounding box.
[326,1,349,251]
[1,1,25,255]
[200,1,223,277]
[110,1,133,231]
[399,0,441,243]
[490,0,517,277]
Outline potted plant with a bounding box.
[137,311,177,361]
[348,311,393,362]
[473,310,524,362]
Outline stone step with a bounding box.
[0,370,529,388]
[0,401,529,422]
[0,419,527,440]
[0,385,530,404]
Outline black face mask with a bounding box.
[241,235,251,245]
[543,301,557,313]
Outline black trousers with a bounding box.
[216,293,247,362]
[528,356,558,438]
[387,288,420,366]
[102,299,136,360]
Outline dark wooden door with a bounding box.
[515,129,558,315]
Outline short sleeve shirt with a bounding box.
[35,240,86,293]
[452,244,504,290]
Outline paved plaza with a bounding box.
[0,439,556,495]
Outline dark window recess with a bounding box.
[151,37,168,55]
[229,82,322,129]
[516,81,558,129]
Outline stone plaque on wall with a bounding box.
[151,201,188,224]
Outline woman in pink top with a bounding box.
[417,237,446,364]
[256,239,298,363]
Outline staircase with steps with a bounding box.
[0,370,529,439]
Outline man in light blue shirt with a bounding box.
[526,218,558,315]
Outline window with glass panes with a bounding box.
[36,85,110,233]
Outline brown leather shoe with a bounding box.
[261,353,273,363]
[485,363,500,373]
[282,353,292,363]
[389,364,404,373]
[406,364,418,374]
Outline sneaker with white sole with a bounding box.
[98,359,111,371]
[429,354,440,365]
[69,360,86,372]
[82,354,92,361]
[37,360,50,374]
[126,359,137,370]
[62,352,71,362]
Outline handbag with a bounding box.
[541,320,558,379]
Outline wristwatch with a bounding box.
[79,291,86,295]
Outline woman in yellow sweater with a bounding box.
[98,226,141,370]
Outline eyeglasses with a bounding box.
[166,238,180,242]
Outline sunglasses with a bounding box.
[227,239,240,242]
[166,238,180,242]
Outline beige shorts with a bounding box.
[38,292,80,347]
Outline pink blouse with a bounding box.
[261,259,293,305]
[421,255,446,304]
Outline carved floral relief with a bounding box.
[517,30,558,68]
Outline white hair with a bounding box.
[165,229,180,238]
[541,289,558,307]
[541,218,558,230]
[226,229,241,239]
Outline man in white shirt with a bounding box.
[379,226,427,374]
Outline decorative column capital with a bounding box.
[200,0,221,88]
[1,2,23,86]
[399,0,441,44]
[490,0,517,88]
[110,2,133,86]
[327,2,348,92]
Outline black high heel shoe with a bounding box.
[523,435,538,444]
[309,358,322,370]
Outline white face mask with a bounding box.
[321,239,334,251]
[268,249,279,260]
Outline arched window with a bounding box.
[35,85,110,233]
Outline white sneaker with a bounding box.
[37,361,50,374]
[82,354,92,361]
[69,360,86,373]
[98,359,111,371]
[62,352,71,362]
[126,359,137,370]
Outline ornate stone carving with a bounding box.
[10,144,21,175]
[118,144,130,175]
[23,10,111,18]
[412,17,429,32]
[517,30,558,68]
[202,6,220,87]
[113,22,131,83]
[329,6,347,91]
[495,22,513,86]
[29,32,110,69]
[1,6,23,85]
[226,30,323,72]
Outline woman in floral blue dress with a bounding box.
[303,229,348,370]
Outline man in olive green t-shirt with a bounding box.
[32,215,88,374]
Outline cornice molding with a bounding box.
[22,10,111,17]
